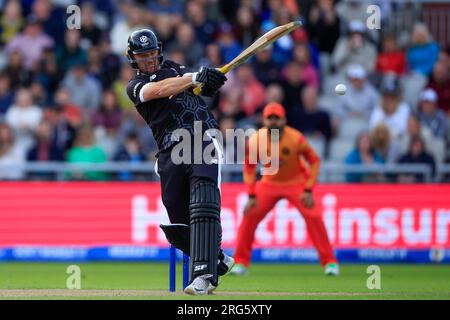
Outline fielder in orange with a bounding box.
[231,103,339,276]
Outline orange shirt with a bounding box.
[243,126,320,195]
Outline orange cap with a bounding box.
[263,102,286,119]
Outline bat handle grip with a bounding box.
[193,66,228,96]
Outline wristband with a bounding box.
[191,72,199,85]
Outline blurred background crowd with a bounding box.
[0,0,449,183]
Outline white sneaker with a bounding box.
[184,274,216,296]
[324,263,340,276]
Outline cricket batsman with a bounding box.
[125,29,233,295]
[231,103,339,276]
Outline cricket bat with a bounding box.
[193,20,302,95]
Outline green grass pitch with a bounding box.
[0,263,449,299]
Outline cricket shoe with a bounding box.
[218,251,235,276]
[208,252,235,294]
[324,262,340,276]
[229,263,248,276]
[184,274,216,296]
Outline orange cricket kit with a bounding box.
[234,125,337,267]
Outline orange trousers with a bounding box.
[234,182,337,267]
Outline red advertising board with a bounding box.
[0,183,449,249]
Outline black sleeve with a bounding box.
[126,78,148,105]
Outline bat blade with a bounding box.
[193,21,302,95]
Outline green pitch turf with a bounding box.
[0,263,449,299]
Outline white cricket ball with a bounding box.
[335,84,347,95]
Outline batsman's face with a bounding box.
[264,115,286,131]
[135,50,159,74]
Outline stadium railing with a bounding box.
[0,162,442,183]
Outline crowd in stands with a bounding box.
[0,0,449,183]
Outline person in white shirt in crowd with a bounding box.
[369,75,410,140]
[331,19,377,75]
[5,88,42,151]
[0,122,26,180]
[335,64,379,121]
[62,64,102,112]
[416,88,449,140]
[109,3,145,57]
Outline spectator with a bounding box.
[47,104,76,154]
[376,34,406,76]
[264,9,296,66]
[0,73,14,115]
[290,43,319,88]
[53,87,83,128]
[98,38,122,88]
[0,0,24,46]
[369,75,410,140]
[92,90,122,132]
[110,4,144,56]
[146,0,183,24]
[80,2,103,47]
[307,0,340,55]
[4,50,33,89]
[113,132,148,181]
[92,90,122,158]
[36,49,62,103]
[427,61,450,115]
[344,131,384,183]
[0,121,25,180]
[398,115,434,161]
[29,81,47,107]
[235,5,260,48]
[112,64,135,114]
[251,46,280,86]
[62,64,102,111]
[5,88,43,151]
[56,30,88,74]
[292,26,320,70]
[5,15,54,71]
[186,0,216,45]
[264,83,284,105]
[227,64,265,119]
[297,86,333,156]
[397,135,435,182]
[66,124,108,181]
[331,20,377,75]
[279,61,306,111]
[417,89,449,139]
[335,64,379,121]
[216,23,242,64]
[87,45,104,85]
[406,23,439,77]
[118,109,158,159]
[199,43,223,68]
[26,120,64,179]
[167,22,203,68]
[31,0,66,44]
[370,123,397,163]
[336,0,371,28]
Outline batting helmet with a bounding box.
[126,29,163,69]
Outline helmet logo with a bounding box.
[139,35,149,44]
